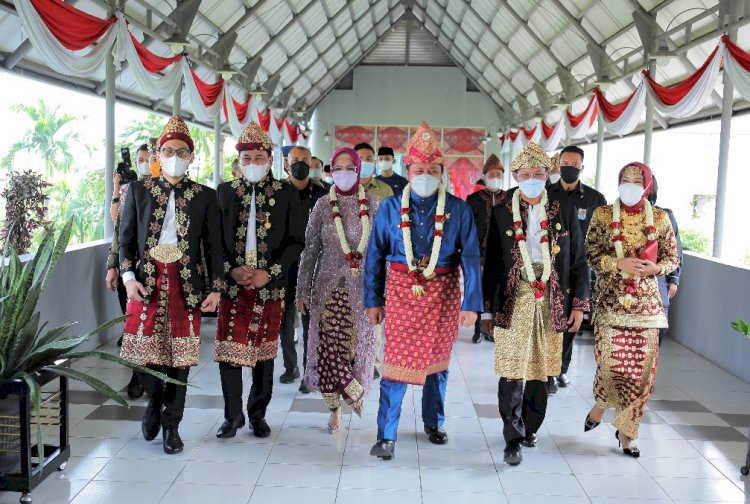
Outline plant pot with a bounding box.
[0,394,21,476]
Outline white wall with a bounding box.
[310,65,502,162]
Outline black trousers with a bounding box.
[279,301,310,373]
[219,359,275,421]
[473,318,482,340]
[139,366,190,429]
[116,277,128,314]
[497,378,549,446]
[560,330,575,374]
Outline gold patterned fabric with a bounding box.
[550,152,560,175]
[593,325,659,440]
[236,121,273,152]
[404,121,444,165]
[493,264,562,381]
[159,115,194,151]
[509,142,552,172]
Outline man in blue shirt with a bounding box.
[364,122,482,460]
[376,146,408,195]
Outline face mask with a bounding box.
[136,161,151,176]
[161,156,189,178]
[486,178,503,191]
[618,183,645,206]
[518,179,546,199]
[378,160,393,173]
[560,166,581,184]
[332,170,358,192]
[323,175,333,184]
[549,173,561,184]
[290,161,310,181]
[242,163,269,183]
[360,161,376,178]
[309,168,323,179]
[410,174,440,198]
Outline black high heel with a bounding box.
[584,412,601,432]
[615,430,640,458]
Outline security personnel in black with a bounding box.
[546,145,606,391]
[279,145,328,392]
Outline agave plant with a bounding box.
[0,219,181,413]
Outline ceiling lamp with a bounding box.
[164,32,188,54]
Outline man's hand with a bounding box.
[367,307,384,325]
[113,171,122,187]
[296,299,308,315]
[567,309,584,333]
[229,266,254,286]
[458,311,477,328]
[249,269,270,289]
[105,268,118,291]
[125,279,148,303]
[481,319,494,335]
[618,257,659,276]
[201,292,221,312]
[668,283,678,299]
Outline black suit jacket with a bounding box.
[482,188,590,333]
[118,177,225,309]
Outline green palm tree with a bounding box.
[2,99,82,178]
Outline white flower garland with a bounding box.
[611,198,656,308]
[511,189,552,301]
[400,183,447,297]
[330,185,370,277]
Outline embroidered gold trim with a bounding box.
[149,244,183,263]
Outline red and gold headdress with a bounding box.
[236,121,273,153]
[159,115,194,152]
[482,153,503,174]
[404,121,443,165]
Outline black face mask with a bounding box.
[560,166,581,184]
[290,161,310,180]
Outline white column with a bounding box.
[172,85,181,116]
[643,60,655,166]
[595,118,604,192]
[213,114,222,188]
[104,46,115,239]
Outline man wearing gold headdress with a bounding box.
[119,116,225,455]
[213,122,305,440]
[482,143,590,466]
[364,122,482,460]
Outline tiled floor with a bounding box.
[6,320,750,503]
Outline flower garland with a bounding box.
[511,189,552,301]
[610,198,656,308]
[400,183,447,297]
[330,184,370,277]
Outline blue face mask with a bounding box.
[518,178,546,199]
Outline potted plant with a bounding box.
[0,219,181,499]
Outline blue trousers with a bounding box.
[376,370,448,441]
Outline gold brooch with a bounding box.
[555,223,561,231]
[506,230,513,236]
[552,244,561,254]
[269,198,275,206]
[264,222,272,230]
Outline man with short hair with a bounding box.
[376,146,408,195]
[310,156,329,188]
[355,142,393,201]
[214,122,305,439]
[279,145,327,391]
[547,144,606,390]
[364,122,482,460]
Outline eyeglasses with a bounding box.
[160,147,192,159]
[516,172,547,181]
[332,165,357,171]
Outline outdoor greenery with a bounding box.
[681,226,711,255]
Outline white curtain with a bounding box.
[269,113,283,145]
[120,23,184,99]
[565,96,598,139]
[722,40,750,102]
[182,64,224,121]
[538,120,565,151]
[224,82,252,137]
[598,83,647,136]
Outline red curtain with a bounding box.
[508,131,520,142]
[541,120,556,139]
[644,46,719,106]
[522,125,537,141]
[222,94,251,122]
[594,87,638,122]
[190,68,223,107]
[30,0,115,51]
[284,119,299,144]
[257,107,271,132]
[567,95,598,128]
[129,34,181,73]
[274,115,284,129]
[723,35,750,72]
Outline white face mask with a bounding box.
[242,163,270,183]
[618,183,645,206]
[378,160,393,173]
[486,178,503,191]
[322,175,334,184]
[309,168,323,179]
[360,161,376,178]
[161,156,189,178]
[410,174,440,198]
[136,161,151,176]
[549,173,561,184]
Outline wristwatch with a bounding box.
[111,196,120,204]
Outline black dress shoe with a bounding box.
[557,373,570,387]
[615,430,640,458]
[216,416,246,438]
[484,333,495,343]
[503,443,522,465]
[117,335,123,347]
[298,379,310,394]
[163,427,184,454]
[250,417,271,438]
[369,440,396,460]
[373,368,380,380]
[126,372,144,399]
[472,332,482,344]
[521,432,538,448]
[279,366,300,384]
[424,426,448,445]
[141,399,162,441]
[546,376,559,395]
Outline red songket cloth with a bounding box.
[121,261,201,368]
[214,288,284,367]
[382,266,461,385]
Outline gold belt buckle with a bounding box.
[245,250,257,269]
[149,244,183,263]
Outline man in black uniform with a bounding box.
[546,145,606,390]
[279,145,328,392]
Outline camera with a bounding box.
[116,147,138,184]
